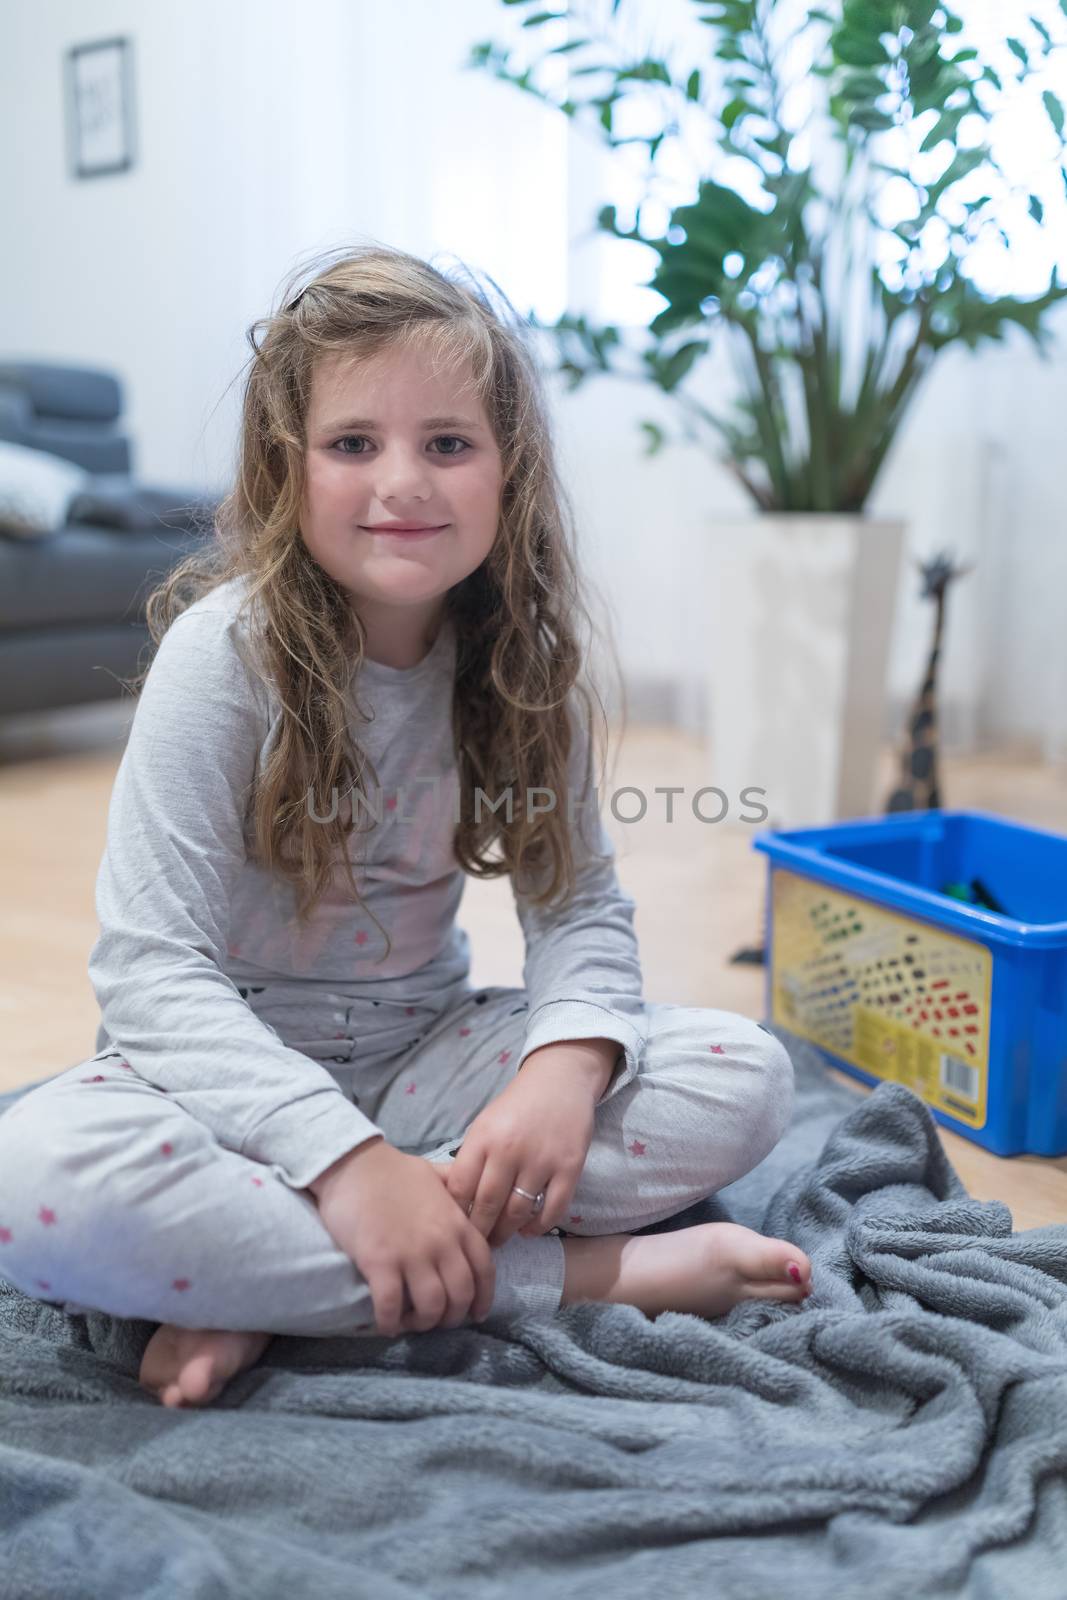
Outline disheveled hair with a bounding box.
[130,242,625,962]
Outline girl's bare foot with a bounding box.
[139,1323,274,1408]
[561,1221,813,1320]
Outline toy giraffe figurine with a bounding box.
[884,549,973,814]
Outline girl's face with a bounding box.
[300,344,504,660]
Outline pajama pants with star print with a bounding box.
[0,978,794,1335]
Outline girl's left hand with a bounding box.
[445,1061,597,1248]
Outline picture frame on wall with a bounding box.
[65,37,136,180]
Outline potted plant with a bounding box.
[468,0,1067,826]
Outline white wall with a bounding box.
[0,0,566,491]
[2,0,1065,761]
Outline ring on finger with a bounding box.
[512,1179,546,1216]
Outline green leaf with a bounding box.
[834,32,892,67]
[920,110,961,152]
[842,0,893,27]
[520,10,564,25]
[907,38,947,97]
[838,70,890,99]
[1043,89,1065,139]
[638,421,666,457]
[906,0,938,29]
[943,13,964,32]
[721,95,750,128]
[676,180,768,252]
[850,105,896,131]
[1029,194,1044,223]
[1031,16,1053,48]
[702,0,755,22]
[686,68,702,101]
[615,59,673,84]
[926,145,987,207]
[1006,38,1029,68]
[925,275,1067,356]
[907,29,942,70]
[658,340,710,391]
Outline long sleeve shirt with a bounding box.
[88,575,646,1191]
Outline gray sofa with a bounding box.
[0,361,220,717]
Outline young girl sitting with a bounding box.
[0,244,812,1410]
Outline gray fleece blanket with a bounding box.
[2,1025,1066,1600]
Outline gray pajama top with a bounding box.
[88,576,646,1188]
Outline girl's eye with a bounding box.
[332,435,471,457]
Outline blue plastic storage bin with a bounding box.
[753,809,1067,1157]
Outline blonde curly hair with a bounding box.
[131,243,625,963]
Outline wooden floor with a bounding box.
[1,701,1065,1231]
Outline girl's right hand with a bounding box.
[309,1139,497,1336]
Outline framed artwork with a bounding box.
[65,37,136,180]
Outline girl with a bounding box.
[0,244,812,1409]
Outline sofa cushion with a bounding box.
[66,475,221,532]
[0,362,121,422]
[0,521,210,632]
[0,440,91,538]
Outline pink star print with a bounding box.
[459,1027,471,1037]
[36,1280,51,1292]
[80,1075,105,1084]
[405,1083,417,1095]
[160,1142,174,1157]
[355,931,369,946]
[120,1060,133,1071]
[628,1140,646,1157]
[709,1044,725,1054]
[172,1278,191,1292]
[386,794,398,811]
[39,1206,57,1225]
[405,1006,416,1017]
[569,1216,583,1225]
[251,1176,264,1187]
[498,1050,512,1065]
[0,1227,12,1244]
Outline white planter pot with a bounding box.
[705,514,906,829]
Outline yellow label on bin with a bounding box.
[769,868,991,1128]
